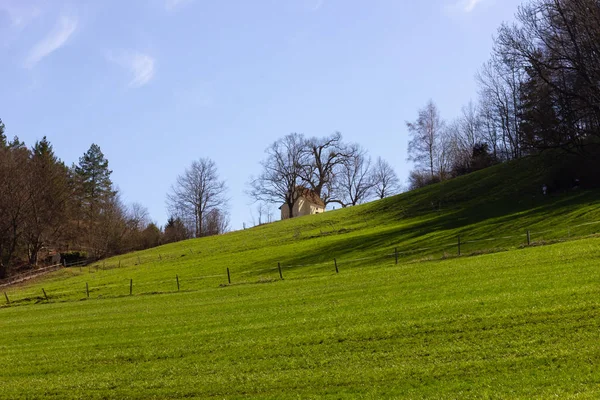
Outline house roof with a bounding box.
[278,187,326,209]
[297,187,325,207]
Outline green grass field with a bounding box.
[2,155,600,398]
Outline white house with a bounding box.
[280,187,325,219]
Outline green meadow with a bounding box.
[2,155,600,398]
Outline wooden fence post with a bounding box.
[278,262,283,280]
[527,230,531,246]
[42,288,48,301]
[4,292,9,305]
[334,258,339,274]
[137,255,141,264]
[129,279,133,295]
[395,247,399,265]
[86,282,89,298]
[227,268,231,284]
[458,235,461,256]
[176,275,180,291]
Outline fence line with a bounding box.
[0,264,63,288]
[3,218,600,307]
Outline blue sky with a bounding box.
[0,0,523,230]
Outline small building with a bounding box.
[280,187,325,219]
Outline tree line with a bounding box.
[0,122,188,278]
[0,119,397,278]
[406,0,600,189]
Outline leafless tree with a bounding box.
[121,202,152,251]
[457,101,483,154]
[253,202,274,226]
[166,158,228,238]
[0,144,30,276]
[127,202,151,232]
[476,53,524,160]
[495,0,600,152]
[406,100,448,181]
[447,101,487,174]
[371,157,401,199]
[478,95,501,160]
[300,132,355,205]
[203,208,230,236]
[249,133,305,218]
[94,193,128,258]
[331,145,374,207]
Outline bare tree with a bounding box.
[0,144,30,277]
[371,157,401,199]
[495,0,600,153]
[331,145,374,207]
[457,101,483,154]
[166,158,228,238]
[249,133,305,218]
[203,208,230,236]
[300,132,355,205]
[94,193,128,258]
[253,202,274,226]
[122,202,151,251]
[447,101,488,174]
[476,54,524,160]
[127,202,151,232]
[478,95,501,160]
[406,100,447,181]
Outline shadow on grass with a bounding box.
[245,189,600,276]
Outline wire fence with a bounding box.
[0,264,64,288]
[2,218,600,307]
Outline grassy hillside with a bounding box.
[4,153,600,305]
[2,154,600,398]
[2,238,600,398]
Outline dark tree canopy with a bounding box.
[75,143,115,207]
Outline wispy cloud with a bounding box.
[24,15,78,68]
[107,50,156,88]
[165,0,193,11]
[463,0,483,12]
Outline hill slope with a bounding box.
[5,153,600,304]
[2,154,600,398]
